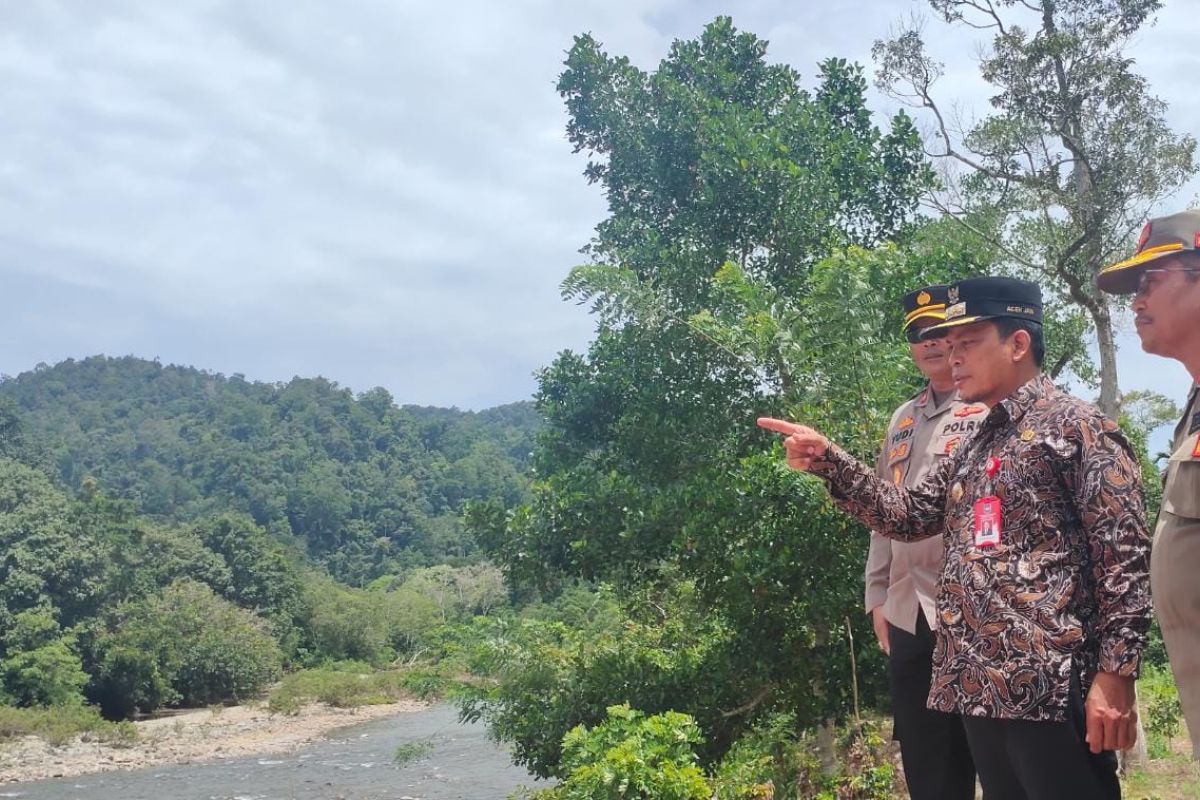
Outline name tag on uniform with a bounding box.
[973,496,1003,547]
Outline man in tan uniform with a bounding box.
[1098,210,1200,757]
[864,285,978,799]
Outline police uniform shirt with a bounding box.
[1151,382,1200,756]
[864,386,987,634]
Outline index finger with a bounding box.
[756,417,805,436]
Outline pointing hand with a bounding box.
[756,417,830,471]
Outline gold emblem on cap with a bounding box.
[917,290,931,306]
[946,302,966,319]
[948,286,960,304]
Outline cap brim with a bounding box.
[902,309,947,334]
[917,315,990,340]
[1098,243,1187,294]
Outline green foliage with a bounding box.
[93,579,283,716]
[266,662,440,714]
[1141,664,1184,759]
[0,703,137,747]
[460,580,804,779]
[712,713,898,800]
[468,18,946,778]
[547,705,711,800]
[0,356,540,583]
[0,609,88,707]
[0,458,105,638]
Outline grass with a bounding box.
[267,661,454,715]
[1121,749,1200,800]
[0,703,137,747]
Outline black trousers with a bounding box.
[887,610,977,800]
[960,671,1121,800]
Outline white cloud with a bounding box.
[0,0,1196,412]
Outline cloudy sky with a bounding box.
[1,1,1197,415]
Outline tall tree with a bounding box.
[470,18,972,765]
[874,0,1196,415]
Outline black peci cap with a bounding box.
[919,277,1043,339]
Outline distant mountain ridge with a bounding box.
[0,355,540,583]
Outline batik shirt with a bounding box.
[815,374,1150,721]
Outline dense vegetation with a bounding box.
[0,355,538,582]
[0,357,536,720]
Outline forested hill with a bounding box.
[0,355,540,583]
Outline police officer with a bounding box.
[760,277,1151,799]
[864,285,977,799]
[1098,210,1200,759]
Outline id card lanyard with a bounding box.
[973,456,1003,548]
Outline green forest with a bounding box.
[2,5,1197,800]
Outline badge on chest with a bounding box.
[973,456,1003,548]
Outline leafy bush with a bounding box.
[0,608,88,707]
[459,581,770,779]
[300,580,395,665]
[713,714,897,800]
[542,705,711,800]
[93,579,282,716]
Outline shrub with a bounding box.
[546,705,711,800]
[266,662,443,715]
[0,703,136,746]
[2,638,89,707]
[0,608,88,707]
[93,579,282,716]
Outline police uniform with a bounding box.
[1099,212,1200,758]
[1153,384,1200,757]
[863,285,977,800]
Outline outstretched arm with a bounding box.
[757,417,951,542]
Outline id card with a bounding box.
[973,496,1002,548]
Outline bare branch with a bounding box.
[720,684,773,718]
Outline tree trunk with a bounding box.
[1093,301,1121,418]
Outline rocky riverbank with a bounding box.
[0,700,426,784]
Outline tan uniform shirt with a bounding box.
[1151,383,1200,755]
[864,386,987,634]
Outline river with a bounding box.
[1,705,547,800]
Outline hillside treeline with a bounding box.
[0,357,537,719]
[0,355,538,582]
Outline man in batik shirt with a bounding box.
[760,277,1150,800]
